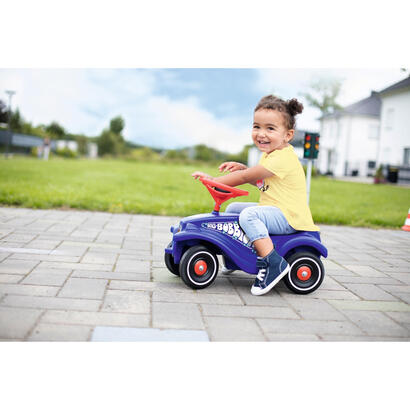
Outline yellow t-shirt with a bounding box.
[257,145,319,231]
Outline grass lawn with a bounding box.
[0,157,409,229]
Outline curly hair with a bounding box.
[254,95,304,130]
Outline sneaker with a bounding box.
[220,266,235,275]
[251,250,290,296]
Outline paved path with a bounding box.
[0,207,409,341]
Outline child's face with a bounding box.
[252,109,293,154]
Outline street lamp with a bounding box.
[5,90,16,158]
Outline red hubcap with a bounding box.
[297,266,312,281]
[194,260,208,276]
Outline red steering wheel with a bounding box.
[199,177,249,213]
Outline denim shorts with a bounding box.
[225,202,297,243]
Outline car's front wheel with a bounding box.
[179,245,219,289]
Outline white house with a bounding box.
[56,140,78,152]
[317,91,381,177]
[376,76,410,167]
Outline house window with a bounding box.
[368,161,376,169]
[404,148,410,166]
[368,124,379,140]
[385,108,394,130]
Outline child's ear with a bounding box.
[286,129,294,142]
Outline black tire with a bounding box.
[284,252,325,295]
[179,245,219,289]
[164,242,180,276]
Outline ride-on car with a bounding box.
[164,177,327,294]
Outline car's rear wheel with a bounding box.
[284,252,324,294]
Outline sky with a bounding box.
[0,68,407,154]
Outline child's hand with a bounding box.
[219,162,247,173]
[192,171,213,180]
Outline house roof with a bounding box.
[320,91,381,120]
[378,75,410,96]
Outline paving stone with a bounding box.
[8,253,81,263]
[341,310,410,337]
[229,277,289,307]
[0,283,58,297]
[319,276,347,291]
[22,268,72,286]
[205,316,265,341]
[152,289,243,305]
[0,274,24,283]
[379,285,410,294]
[91,326,209,342]
[319,334,410,341]
[327,269,358,277]
[196,278,243,295]
[25,240,61,249]
[0,252,11,262]
[341,283,398,301]
[1,295,101,311]
[330,275,403,285]
[384,311,410,324]
[59,278,107,299]
[72,269,150,281]
[266,333,320,341]
[328,300,410,312]
[1,208,409,342]
[256,318,363,336]
[101,290,150,314]
[200,304,298,319]
[28,323,92,341]
[344,265,387,277]
[4,233,37,243]
[0,306,43,339]
[283,298,346,321]
[37,261,114,272]
[152,267,181,283]
[153,302,205,329]
[0,259,39,274]
[80,253,118,264]
[393,293,410,304]
[280,289,360,301]
[108,280,189,293]
[387,273,410,285]
[41,310,150,328]
[114,261,150,273]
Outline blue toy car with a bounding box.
[164,177,327,295]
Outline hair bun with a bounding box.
[286,98,304,116]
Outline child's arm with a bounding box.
[218,162,247,173]
[192,165,273,187]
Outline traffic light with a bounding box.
[303,132,320,159]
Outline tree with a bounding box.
[10,108,24,133]
[300,78,343,115]
[45,121,66,138]
[97,129,121,156]
[109,116,125,135]
[0,100,8,124]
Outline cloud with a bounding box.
[254,68,407,131]
[0,68,249,152]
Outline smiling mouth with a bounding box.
[257,140,270,145]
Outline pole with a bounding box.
[306,159,312,204]
[5,90,16,159]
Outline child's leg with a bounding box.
[221,202,258,274]
[225,202,258,214]
[238,206,296,295]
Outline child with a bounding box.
[192,94,319,296]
